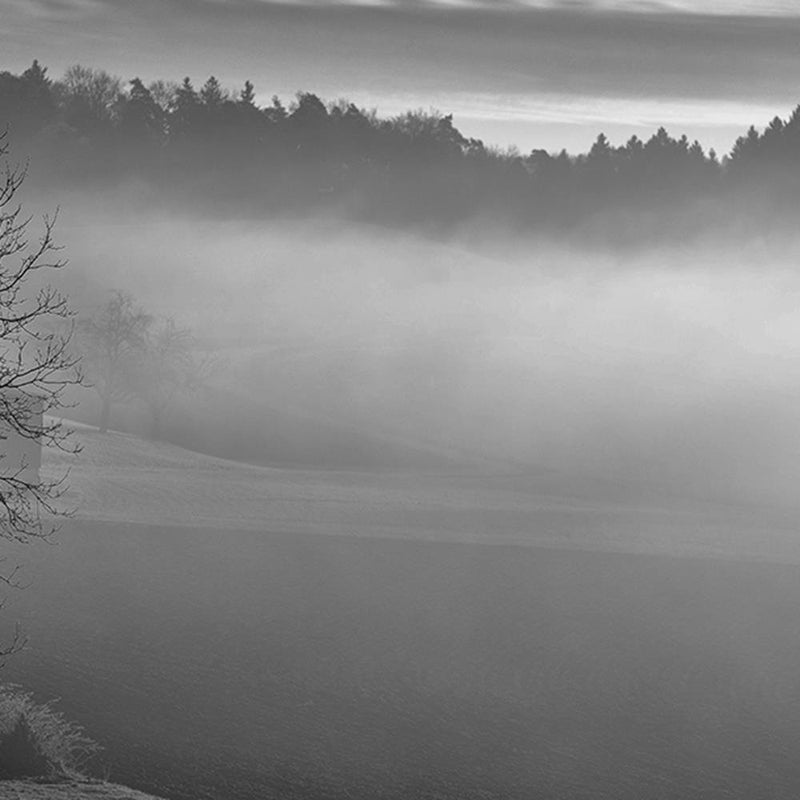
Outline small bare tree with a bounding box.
[79,292,151,433]
[0,135,83,658]
[132,317,199,440]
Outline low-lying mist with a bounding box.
[47,189,800,510]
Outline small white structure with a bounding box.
[0,392,43,483]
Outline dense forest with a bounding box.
[2,60,798,237]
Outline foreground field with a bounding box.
[0,781,161,800]
[7,522,800,799]
[4,426,800,799]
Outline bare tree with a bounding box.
[59,64,123,126]
[131,317,202,440]
[79,292,151,433]
[0,135,83,657]
[0,134,82,537]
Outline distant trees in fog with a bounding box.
[79,293,202,438]
[2,60,799,236]
[128,318,203,440]
[79,292,151,434]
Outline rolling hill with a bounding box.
[5,423,800,798]
[43,420,800,565]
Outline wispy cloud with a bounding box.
[13,0,800,16]
[382,92,787,130]
[587,0,800,13]
[232,0,800,13]
[331,90,786,153]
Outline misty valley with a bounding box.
[5,50,800,800]
[5,394,800,799]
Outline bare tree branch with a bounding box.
[0,132,83,547]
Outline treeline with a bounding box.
[2,60,798,234]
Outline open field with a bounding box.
[7,522,800,799]
[43,426,800,564]
[4,427,800,798]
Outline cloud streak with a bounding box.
[8,0,800,98]
[226,0,800,14]
[347,90,786,130]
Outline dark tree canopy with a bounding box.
[2,59,800,238]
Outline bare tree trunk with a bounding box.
[99,396,111,433]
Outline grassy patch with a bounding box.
[0,686,99,781]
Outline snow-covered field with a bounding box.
[44,422,800,565]
[7,424,800,800]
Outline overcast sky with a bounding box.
[4,0,800,155]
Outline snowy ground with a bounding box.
[43,421,800,565]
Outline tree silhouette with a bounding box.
[0,136,82,546]
[169,77,201,144]
[118,78,165,149]
[79,292,151,434]
[0,60,796,237]
[58,65,121,136]
[239,80,256,108]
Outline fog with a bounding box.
[40,189,800,513]
[10,188,800,800]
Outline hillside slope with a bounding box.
[43,421,800,563]
[10,423,800,800]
